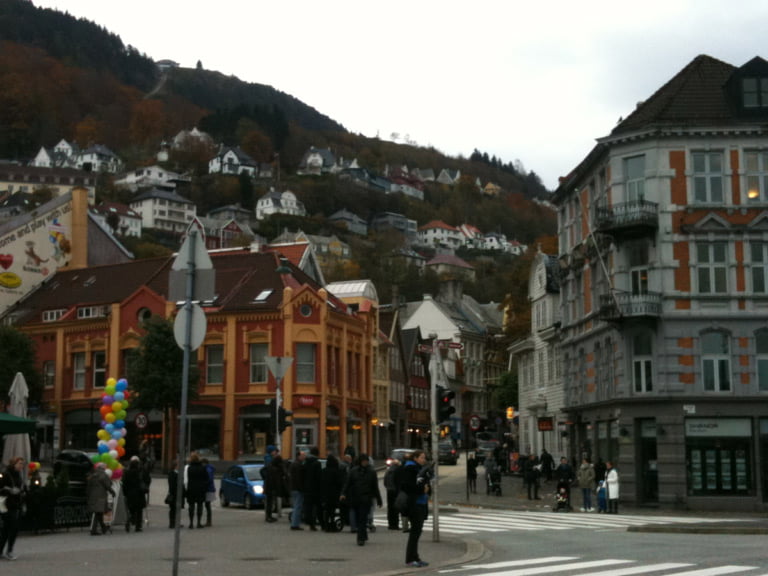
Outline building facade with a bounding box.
[554,55,768,511]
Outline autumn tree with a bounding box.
[0,327,42,408]
[127,315,199,467]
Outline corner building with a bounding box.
[554,55,768,511]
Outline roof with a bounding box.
[419,220,458,232]
[91,202,140,219]
[326,280,378,302]
[11,251,352,325]
[425,254,474,270]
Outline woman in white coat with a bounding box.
[605,461,619,514]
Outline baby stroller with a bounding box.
[554,478,572,512]
[485,461,502,496]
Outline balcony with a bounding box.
[599,291,661,322]
[596,199,659,238]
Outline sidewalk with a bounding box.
[433,467,768,534]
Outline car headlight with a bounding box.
[253,485,264,495]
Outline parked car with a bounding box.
[475,440,500,464]
[219,464,265,509]
[438,440,458,465]
[386,448,414,467]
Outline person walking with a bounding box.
[340,453,382,546]
[401,449,430,567]
[86,461,114,537]
[320,454,343,531]
[0,457,26,559]
[167,460,179,528]
[288,450,306,530]
[383,458,401,530]
[539,449,554,483]
[202,458,216,527]
[523,453,541,500]
[466,452,478,494]
[302,447,323,531]
[576,457,595,512]
[122,456,147,532]
[184,452,208,528]
[264,453,288,523]
[605,460,620,514]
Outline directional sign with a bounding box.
[447,342,463,350]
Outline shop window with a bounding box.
[686,418,751,495]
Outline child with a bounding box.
[596,480,607,513]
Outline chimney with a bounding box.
[437,277,463,304]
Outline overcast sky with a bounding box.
[32,1,768,190]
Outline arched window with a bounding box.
[701,331,731,391]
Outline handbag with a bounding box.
[394,490,408,514]
[164,493,174,506]
[0,495,7,514]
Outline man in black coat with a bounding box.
[523,453,541,500]
[263,454,288,523]
[340,453,382,546]
[302,447,323,531]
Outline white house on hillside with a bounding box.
[255,189,306,220]
[129,188,196,234]
[418,220,464,250]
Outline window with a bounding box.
[751,242,768,294]
[742,77,768,108]
[296,343,316,383]
[692,151,724,203]
[633,333,653,393]
[73,352,86,391]
[702,332,731,391]
[249,343,268,383]
[93,351,106,389]
[697,242,728,294]
[756,330,768,392]
[43,361,55,389]
[624,155,645,201]
[745,150,768,202]
[206,345,224,385]
[43,309,66,322]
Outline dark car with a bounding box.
[386,448,414,467]
[53,450,94,486]
[438,440,458,465]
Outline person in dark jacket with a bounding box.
[184,451,208,529]
[302,447,323,531]
[383,458,401,530]
[341,453,382,546]
[320,454,343,530]
[202,458,216,527]
[400,449,429,567]
[86,461,114,537]
[122,456,147,532]
[288,450,306,530]
[0,457,27,558]
[524,453,541,500]
[167,460,179,528]
[540,449,555,483]
[264,454,288,523]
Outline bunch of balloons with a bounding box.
[91,377,130,480]
[27,461,41,474]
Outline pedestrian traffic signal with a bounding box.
[278,406,293,433]
[437,386,456,423]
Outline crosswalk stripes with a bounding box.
[426,509,748,535]
[438,556,765,576]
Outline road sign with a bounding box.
[447,342,463,350]
[265,356,294,380]
[168,230,215,303]
[134,412,148,429]
[173,303,207,351]
[469,414,481,431]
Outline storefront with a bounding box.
[685,418,751,496]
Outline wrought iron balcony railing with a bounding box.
[599,291,661,321]
[596,199,659,234]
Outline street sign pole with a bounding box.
[265,357,294,453]
[168,230,214,576]
[428,336,441,543]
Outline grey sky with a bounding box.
[33,0,768,190]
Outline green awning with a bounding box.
[0,412,36,435]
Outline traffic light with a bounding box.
[437,386,456,423]
[278,405,293,433]
[506,406,515,420]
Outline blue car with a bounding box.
[219,464,265,509]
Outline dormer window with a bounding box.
[742,77,768,108]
